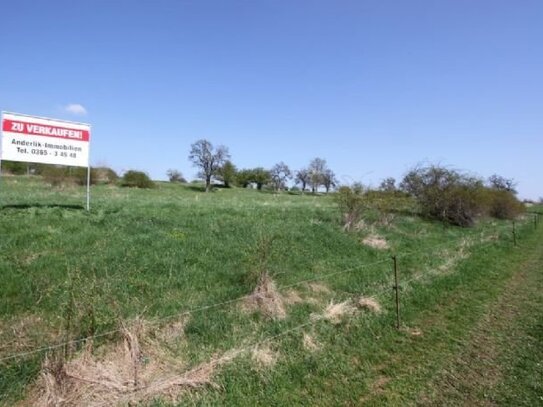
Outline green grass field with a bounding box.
[0,176,541,406]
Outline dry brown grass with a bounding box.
[251,344,278,368]
[402,326,423,337]
[357,297,382,314]
[322,301,357,325]
[244,272,286,320]
[0,315,58,360]
[352,219,369,231]
[155,316,189,344]
[306,282,331,294]
[438,239,471,274]
[302,333,320,352]
[376,213,395,228]
[362,234,389,250]
[22,318,239,407]
[283,289,304,305]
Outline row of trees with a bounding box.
[1,160,158,189]
[185,139,338,193]
[1,161,119,186]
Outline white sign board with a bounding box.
[1,112,90,168]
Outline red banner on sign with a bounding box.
[2,119,90,142]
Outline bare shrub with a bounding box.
[167,169,186,183]
[243,235,286,319]
[335,186,368,231]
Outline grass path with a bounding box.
[359,225,543,406]
[417,243,543,406]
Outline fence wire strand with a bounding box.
[0,217,530,365]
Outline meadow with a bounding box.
[0,176,541,406]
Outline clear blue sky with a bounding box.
[1,0,541,199]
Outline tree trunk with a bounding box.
[205,176,211,192]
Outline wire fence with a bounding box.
[0,215,533,367]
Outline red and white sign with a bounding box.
[1,112,90,168]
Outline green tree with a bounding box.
[217,160,237,188]
[236,169,254,188]
[252,167,271,190]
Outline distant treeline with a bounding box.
[1,160,118,186]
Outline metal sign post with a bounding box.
[86,165,91,211]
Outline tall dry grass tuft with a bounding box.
[244,272,286,320]
[22,317,240,406]
[357,297,382,313]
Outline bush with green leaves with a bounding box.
[71,167,92,186]
[120,170,155,188]
[487,189,524,219]
[1,160,29,175]
[41,165,72,187]
[36,165,117,187]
